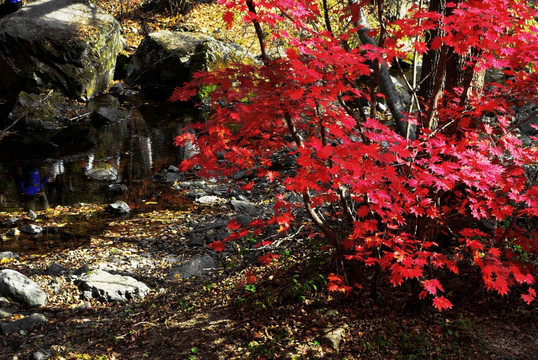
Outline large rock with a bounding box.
[168,254,217,280]
[77,269,149,302]
[90,106,123,127]
[127,30,255,92]
[45,263,67,276]
[0,269,47,306]
[0,0,123,100]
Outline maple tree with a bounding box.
[171,0,538,310]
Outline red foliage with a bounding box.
[209,240,226,252]
[259,253,279,265]
[172,0,538,309]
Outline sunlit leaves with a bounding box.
[327,273,352,294]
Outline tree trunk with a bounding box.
[353,2,417,139]
[418,0,484,130]
[417,0,446,104]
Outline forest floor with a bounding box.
[1,171,536,360]
[0,1,537,359]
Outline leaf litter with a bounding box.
[0,1,536,359]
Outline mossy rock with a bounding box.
[0,0,123,100]
[127,30,256,93]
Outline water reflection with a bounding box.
[140,135,153,170]
[0,102,193,212]
[85,154,94,171]
[50,160,65,179]
[17,168,50,211]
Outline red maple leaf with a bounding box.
[223,11,235,29]
[227,220,242,231]
[423,279,444,296]
[432,296,453,311]
[521,288,536,304]
[209,241,226,252]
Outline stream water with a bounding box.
[0,99,194,253]
[0,100,193,211]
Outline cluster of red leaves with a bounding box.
[171,0,538,310]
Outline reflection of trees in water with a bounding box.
[124,109,150,184]
[139,135,153,171]
[50,160,65,179]
[46,157,95,207]
[0,104,193,210]
[122,109,187,183]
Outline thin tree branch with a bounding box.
[246,0,269,63]
[1,89,54,134]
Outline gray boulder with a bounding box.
[108,183,128,193]
[87,93,121,112]
[19,224,43,235]
[77,269,149,302]
[0,269,47,306]
[73,264,91,277]
[1,313,48,335]
[168,165,179,172]
[0,251,19,260]
[166,171,182,183]
[0,308,14,318]
[90,106,123,126]
[32,350,50,360]
[235,214,252,227]
[106,200,131,215]
[0,0,123,100]
[168,254,216,280]
[88,93,124,126]
[127,30,255,91]
[230,199,256,213]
